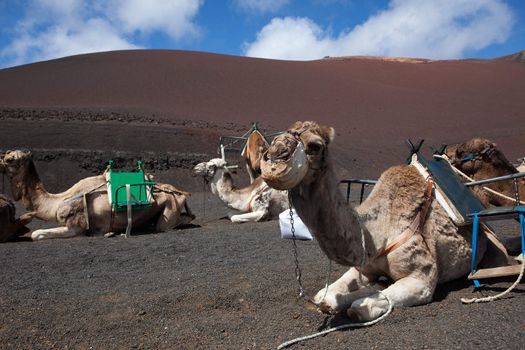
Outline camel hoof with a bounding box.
[31,233,45,241]
[316,302,336,315]
[104,232,116,238]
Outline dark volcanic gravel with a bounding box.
[0,193,524,349]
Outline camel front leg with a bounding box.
[347,274,436,322]
[314,267,382,314]
[229,209,266,223]
[31,226,84,241]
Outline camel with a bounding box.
[0,194,34,242]
[0,150,195,240]
[445,138,524,207]
[260,121,512,321]
[241,130,269,183]
[517,158,525,173]
[193,158,288,222]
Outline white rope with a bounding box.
[433,154,525,205]
[277,298,392,350]
[461,253,525,304]
[277,220,393,349]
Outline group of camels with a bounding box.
[1,121,524,321]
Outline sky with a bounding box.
[0,0,524,68]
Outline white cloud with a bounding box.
[112,0,203,40]
[244,0,515,60]
[2,19,139,66]
[234,0,290,13]
[0,0,203,67]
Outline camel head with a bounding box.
[445,137,511,176]
[260,121,335,190]
[0,150,33,177]
[193,158,229,181]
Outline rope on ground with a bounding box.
[277,293,392,350]
[433,154,525,205]
[461,254,525,304]
[278,218,393,349]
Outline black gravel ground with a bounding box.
[1,193,524,350]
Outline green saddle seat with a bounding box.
[106,160,156,212]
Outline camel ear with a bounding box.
[321,126,335,144]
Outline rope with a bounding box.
[277,296,392,350]
[433,154,525,205]
[278,202,393,349]
[63,182,106,202]
[461,253,525,304]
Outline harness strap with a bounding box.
[125,184,132,238]
[247,183,270,212]
[376,179,434,258]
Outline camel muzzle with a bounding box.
[261,135,308,190]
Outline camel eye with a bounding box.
[306,142,323,154]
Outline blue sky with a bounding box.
[1,0,524,68]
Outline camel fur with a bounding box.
[445,137,524,207]
[193,158,287,223]
[261,121,512,321]
[517,159,525,173]
[0,150,195,240]
[0,194,34,242]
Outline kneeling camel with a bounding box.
[193,158,287,222]
[261,121,511,321]
[0,150,194,240]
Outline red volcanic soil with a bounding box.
[1,50,525,349]
[1,49,524,174]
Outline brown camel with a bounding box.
[260,121,511,321]
[241,130,269,183]
[0,194,34,242]
[0,150,195,240]
[445,138,524,207]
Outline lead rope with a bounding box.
[278,194,392,350]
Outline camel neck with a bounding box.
[10,160,53,219]
[211,170,254,212]
[291,156,370,266]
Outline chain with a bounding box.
[287,191,332,308]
